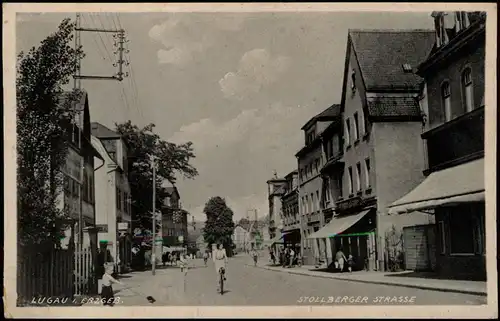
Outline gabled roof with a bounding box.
[91,122,121,139]
[367,96,422,120]
[349,29,435,92]
[301,104,341,130]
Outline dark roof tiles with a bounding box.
[349,30,435,91]
[367,96,421,118]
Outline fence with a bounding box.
[74,247,95,296]
[17,247,74,302]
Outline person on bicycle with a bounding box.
[213,243,228,291]
[203,250,209,266]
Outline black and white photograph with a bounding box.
[3,3,497,319]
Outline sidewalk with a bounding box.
[249,263,487,296]
[82,266,189,306]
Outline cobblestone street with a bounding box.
[108,255,487,306]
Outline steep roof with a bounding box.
[367,96,422,119]
[91,122,121,139]
[349,29,435,91]
[301,104,341,130]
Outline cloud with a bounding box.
[148,14,247,66]
[219,49,292,100]
[169,108,259,151]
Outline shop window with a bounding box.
[449,208,475,255]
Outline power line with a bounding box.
[81,14,107,61]
[87,13,115,62]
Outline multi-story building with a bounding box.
[309,29,438,271]
[390,12,486,280]
[59,91,100,252]
[266,175,287,240]
[91,122,133,273]
[305,105,343,267]
[296,105,341,265]
[281,170,300,247]
[232,225,250,252]
[161,181,187,248]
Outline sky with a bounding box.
[16,11,434,222]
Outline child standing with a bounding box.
[347,254,355,273]
[101,264,123,306]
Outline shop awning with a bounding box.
[388,158,484,215]
[280,231,293,239]
[265,235,284,245]
[307,209,372,239]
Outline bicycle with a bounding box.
[218,267,225,295]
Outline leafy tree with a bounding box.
[203,197,235,255]
[115,121,198,236]
[17,18,85,248]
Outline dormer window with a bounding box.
[433,12,450,47]
[402,63,412,73]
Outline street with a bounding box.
[112,255,487,306]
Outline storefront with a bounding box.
[308,207,377,271]
[389,158,485,280]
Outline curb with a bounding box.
[248,264,487,297]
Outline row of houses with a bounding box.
[266,11,486,280]
[43,92,188,294]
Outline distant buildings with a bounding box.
[161,181,187,248]
[281,170,300,247]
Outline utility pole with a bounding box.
[151,155,157,276]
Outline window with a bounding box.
[461,68,473,113]
[305,195,309,214]
[456,11,470,31]
[345,119,351,146]
[449,210,475,255]
[356,163,362,192]
[351,70,356,91]
[316,190,320,210]
[348,167,353,195]
[359,112,365,136]
[441,82,451,121]
[435,13,449,47]
[116,188,122,211]
[438,221,446,254]
[325,180,331,202]
[354,113,360,141]
[402,63,412,73]
[364,158,371,188]
[311,193,315,212]
[338,174,343,198]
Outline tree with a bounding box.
[17,18,85,248]
[237,217,250,231]
[115,121,198,236]
[203,197,235,255]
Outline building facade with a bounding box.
[161,182,188,248]
[91,122,133,273]
[59,91,100,252]
[266,176,287,240]
[309,30,438,271]
[390,12,486,280]
[281,170,301,247]
[296,105,340,265]
[232,225,250,252]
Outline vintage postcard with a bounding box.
[3,2,498,319]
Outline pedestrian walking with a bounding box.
[251,249,258,266]
[288,247,295,268]
[335,248,348,272]
[101,263,124,306]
